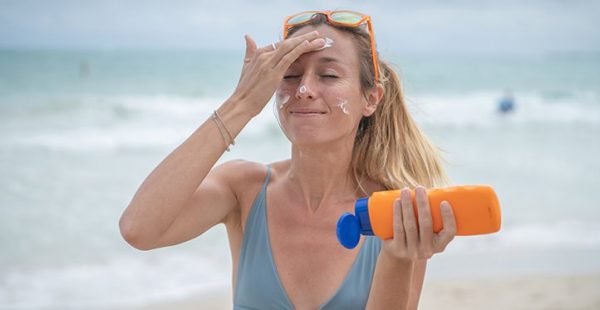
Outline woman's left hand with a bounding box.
[381,186,457,262]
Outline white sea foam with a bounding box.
[406,91,600,128]
[0,252,231,309]
[0,94,284,152]
[1,91,598,152]
[448,221,600,253]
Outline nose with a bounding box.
[295,77,317,101]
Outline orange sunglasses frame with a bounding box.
[283,10,380,83]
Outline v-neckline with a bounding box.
[263,179,367,309]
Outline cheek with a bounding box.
[335,97,350,115]
[275,81,299,110]
[275,89,290,109]
[327,85,362,117]
[328,92,368,130]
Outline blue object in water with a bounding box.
[498,97,515,113]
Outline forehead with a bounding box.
[287,24,358,69]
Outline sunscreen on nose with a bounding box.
[336,185,502,249]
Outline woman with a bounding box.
[120,10,457,310]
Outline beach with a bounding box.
[420,273,600,310]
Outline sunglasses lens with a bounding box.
[288,12,318,25]
[330,11,363,24]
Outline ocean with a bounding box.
[1,49,599,309]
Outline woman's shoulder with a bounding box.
[217,159,289,190]
[217,160,288,224]
[217,159,265,184]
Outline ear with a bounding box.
[362,83,384,117]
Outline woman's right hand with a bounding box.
[229,31,326,116]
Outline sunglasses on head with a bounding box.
[283,10,380,83]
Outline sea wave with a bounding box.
[1,91,598,151]
[0,252,230,309]
[406,91,600,128]
[449,220,600,252]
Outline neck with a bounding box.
[286,139,361,214]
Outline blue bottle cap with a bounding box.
[355,197,374,235]
[336,212,361,249]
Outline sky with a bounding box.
[1,0,599,54]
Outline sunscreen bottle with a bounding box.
[336,185,501,249]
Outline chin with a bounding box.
[282,122,356,147]
[292,131,355,149]
[288,133,323,145]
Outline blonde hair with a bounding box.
[287,14,449,192]
[353,60,449,191]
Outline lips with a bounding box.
[290,109,326,115]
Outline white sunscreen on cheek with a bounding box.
[336,97,350,115]
[275,90,290,109]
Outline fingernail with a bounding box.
[314,37,333,51]
[313,40,326,51]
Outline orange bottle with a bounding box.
[336,185,502,249]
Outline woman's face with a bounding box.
[276,24,378,147]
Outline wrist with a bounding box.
[224,94,262,118]
[379,250,423,268]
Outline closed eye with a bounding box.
[283,74,338,79]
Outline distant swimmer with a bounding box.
[497,89,515,114]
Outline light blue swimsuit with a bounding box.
[233,165,382,310]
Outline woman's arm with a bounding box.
[366,187,456,309]
[119,32,327,251]
[119,99,253,250]
[366,253,427,309]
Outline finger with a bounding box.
[401,188,418,255]
[254,42,279,55]
[259,30,320,55]
[415,186,433,254]
[273,37,326,72]
[392,198,406,247]
[434,201,457,252]
[243,35,258,63]
[275,30,321,54]
[271,31,322,65]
